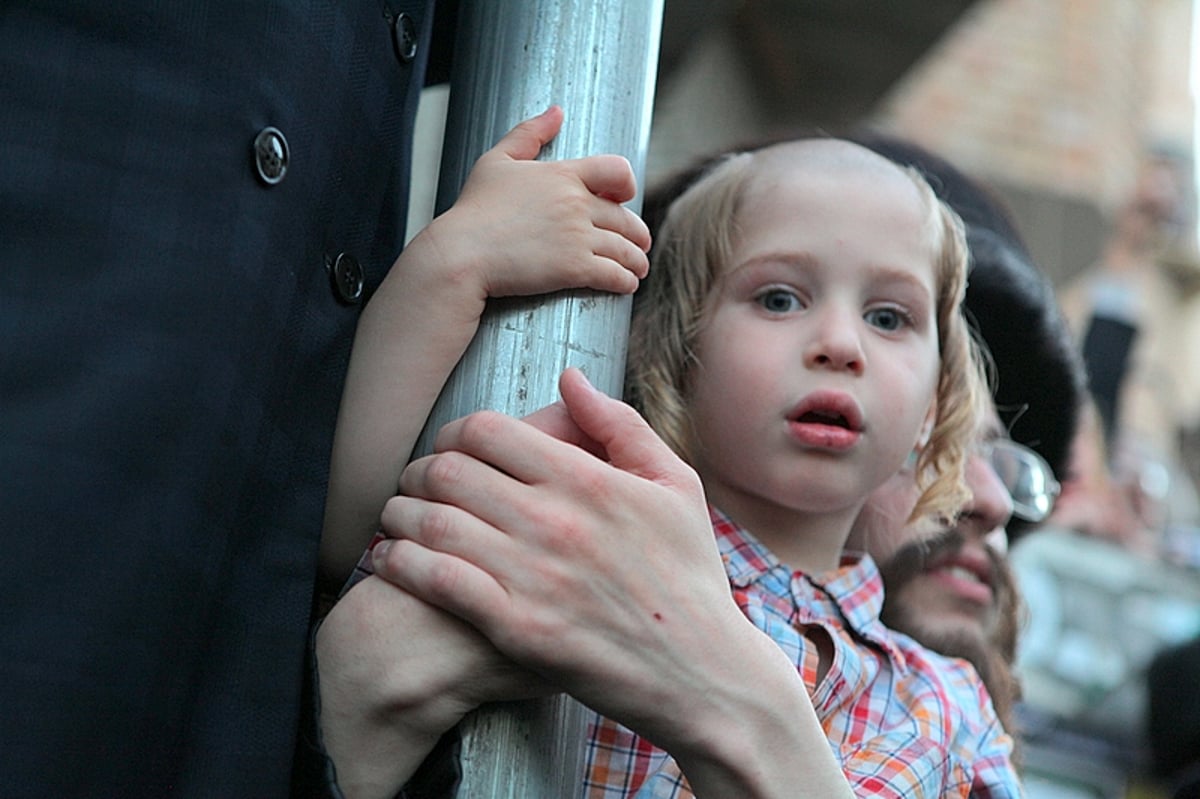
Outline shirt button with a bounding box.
[329,252,364,304]
[253,127,289,185]
[392,12,418,63]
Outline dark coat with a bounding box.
[0,2,444,795]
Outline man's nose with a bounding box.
[961,451,1015,539]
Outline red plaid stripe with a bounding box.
[582,506,1020,798]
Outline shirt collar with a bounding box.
[710,505,903,660]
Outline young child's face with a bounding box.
[685,143,942,527]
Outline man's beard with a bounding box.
[877,529,1024,752]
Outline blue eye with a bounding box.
[757,288,802,313]
[865,306,907,331]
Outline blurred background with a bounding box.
[647,0,1198,286]
[412,3,1200,797]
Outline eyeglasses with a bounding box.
[979,438,1061,523]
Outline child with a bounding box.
[585,138,1015,796]
[324,138,1017,797]
[316,104,651,589]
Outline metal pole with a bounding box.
[415,1,663,796]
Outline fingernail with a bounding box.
[371,538,392,567]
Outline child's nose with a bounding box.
[804,309,866,374]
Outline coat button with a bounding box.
[392,12,418,63]
[329,252,364,304]
[253,127,289,185]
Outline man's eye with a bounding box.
[757,289,802,313]
[865,307,907,331]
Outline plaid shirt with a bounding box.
[583,507,1022,798]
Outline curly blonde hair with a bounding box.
[626,141,986,524]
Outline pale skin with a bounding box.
[320,142,950,797]
[319,105,651,587]
[316,104,648,792]
[683,143,941,575]
[849,401,1014,647]
[326,369,855,799]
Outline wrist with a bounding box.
[652,618,850,798]
[400,214,489,313]
[314,587,475,798]
[668,630,793,778]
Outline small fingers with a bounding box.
[545,195,648,291]
[511,192,647,293]
[562,153,639,205]
[589,229,650,291]
[489,106,564,162]
[591,200,652,258]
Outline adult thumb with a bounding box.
[556,368,692,487]
[491,105,565,162]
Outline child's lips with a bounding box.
[787,390,864,450]
[788,420,862,449]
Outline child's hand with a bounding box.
[322,115,650,588]
[413,105,651,303]
[316,574,549,795]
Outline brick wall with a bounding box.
[873,0,1196,281]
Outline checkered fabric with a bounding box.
[582,506,1022,798]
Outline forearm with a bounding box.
[314,576,480,799]
[655,621,854,799]
[321,227,487,583]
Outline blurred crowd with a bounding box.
[1008,148,1200,799]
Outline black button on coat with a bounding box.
[0,1,444,796]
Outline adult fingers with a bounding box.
[375,493,595,671]
[398,427,595,548]
[423,407,592,488]
[520,398,609,459]
[372,499,508,623]
[391,449,541,548]
[557,368,703,493]
[422,372,685,492]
